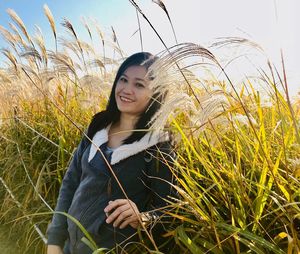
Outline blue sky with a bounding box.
[0,0,133,50]
[0,0,132,32]
[0,0,299,95]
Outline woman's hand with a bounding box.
[104,199,141,229]
[47,245,64,254]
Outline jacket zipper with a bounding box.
[73,177,112,253]
[73,197,100,253]
[107,177,112,198]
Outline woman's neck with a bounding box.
[118,113,139,132]
[108,113,139,148]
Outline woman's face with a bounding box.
[115,65,152,117]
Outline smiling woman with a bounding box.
[115,65,152,117]
[46,52,176,254]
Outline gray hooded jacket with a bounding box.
[46,126,175,254]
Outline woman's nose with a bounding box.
[122,83,133,94]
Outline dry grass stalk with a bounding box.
[43,4,56,42]
[147,43,226,131]
[33,25,48,66]
[152,0,178,44]
[6,9,33,46]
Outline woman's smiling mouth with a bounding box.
[120,96,134,102]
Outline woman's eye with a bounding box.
[120,77,127,82]
[136,83,145,88]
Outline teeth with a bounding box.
[120,96,133,102]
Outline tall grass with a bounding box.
[169,89,300,253]
[0,3,299,254]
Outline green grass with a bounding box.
[0,224,20,254]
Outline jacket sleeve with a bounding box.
[145,141,177,221]
[46,137,88,247]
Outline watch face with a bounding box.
[141,212,153,228]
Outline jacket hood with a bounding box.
[88,125,169,165]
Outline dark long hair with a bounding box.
[87,52,163,144]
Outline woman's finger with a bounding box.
[106,202,130,224]
[112,209,133,227]
[104,199,141,229]
[119,216,139,229]
[104,199,128,214]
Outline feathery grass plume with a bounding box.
[209,45,283,167]
[58,37,82,61]
[43,4,57,52]
[93,19,105,47]
[61,18,88,71]
[92,19,106,65]
[7,23,28,64]
[81,16,93,42]
[211,37,271,83]
[145,43,222,131]
[6,9,33,47]
[48,51,78,79]
[78,75,111,109]
[0,25,18,51]
[1,48,18,72]
[87,57,106,76]
[0,69,12,84]
[110,26,124,58]
[8,22,25,43]
[211,36,265,53]
[60,39,95,61]
[130,0,180,88]
[99,56,119,65]
[61,18,80,41]
[111,26,117,43]
[75,40,95,56]
[157,43,218,98]
[210,37,276,96]
[18,44,43,72]
[20,45,43,63]
[30,69,57,98]
[278,50,300,143]
[135,9,143,51]
[190,90,230,127]
[78,74,102,91]
[18,65,43,91]
[152,0,178,44]
[0,70,12,114]
[33,25,48,66]
[103,41,125,60]
[89,58,105,69]
[61,19,88,56]
[212,37,300,144]
[129,0,179,59]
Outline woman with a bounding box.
[47,52,176,254]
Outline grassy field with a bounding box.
[0,224,22,254]
[0,3,299,254]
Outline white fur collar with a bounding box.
[88,125,168,165]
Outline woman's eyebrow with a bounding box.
[122,74,146,82]
[135,77,146,82]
